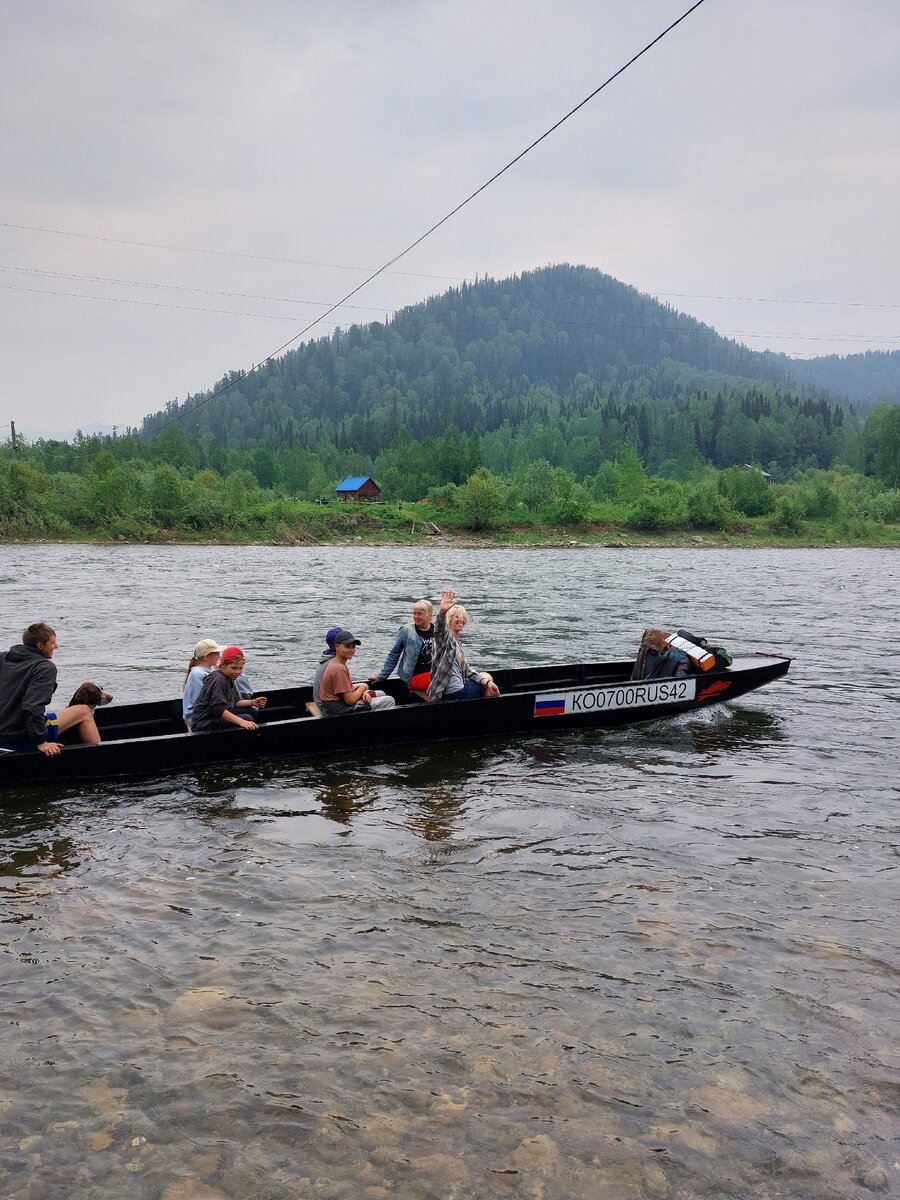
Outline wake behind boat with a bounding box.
[0,654,791,787]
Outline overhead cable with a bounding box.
[0,221,461,283]
[6,230,896,313]
[5,281,897,347]
[6,262,899,314]
[146,0,709,436]
[653,291,900,311]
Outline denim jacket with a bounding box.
[375,623,425,685]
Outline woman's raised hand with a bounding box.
[439,589,456,615]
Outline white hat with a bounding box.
[193,638,224,659]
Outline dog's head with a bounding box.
[69,682,113,709]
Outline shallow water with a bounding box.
[1,546,898,1199]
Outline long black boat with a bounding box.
[0,654,790,787]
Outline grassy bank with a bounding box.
[3,498,898,548]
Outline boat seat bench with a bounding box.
[91,718,179,741]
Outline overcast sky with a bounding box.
[2,0,898,437]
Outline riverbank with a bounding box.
[4,519,899,550]
[3,492,899,549]
[5,450,898,549]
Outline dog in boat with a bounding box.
[68,682,113,710]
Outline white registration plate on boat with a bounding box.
[533,677,696,717]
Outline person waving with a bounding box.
[427,591,500,702]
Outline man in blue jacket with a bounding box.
[0,623,100,756]
[370,599,435,695]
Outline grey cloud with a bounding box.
[1,0,898,429]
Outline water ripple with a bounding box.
[1,546,898,1198]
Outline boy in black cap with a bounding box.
[313,626,343,708]
[319,632,396,716]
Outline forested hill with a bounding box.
[787,350,900,408]
[141,264,855,480]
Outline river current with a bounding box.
[1,545,897,1199]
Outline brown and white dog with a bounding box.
[68,682,114,710]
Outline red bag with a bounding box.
[409,671,431,692]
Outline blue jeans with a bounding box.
[444,681,484,701]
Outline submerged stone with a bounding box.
[512,1134,559,1170]
[162,1179,232,1200]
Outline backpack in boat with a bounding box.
[631,628,733,681]
[630,629,685,680]
[675,629,733,673]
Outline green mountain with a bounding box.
[141,264,861,483]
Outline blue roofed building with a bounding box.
[334,475,381,502]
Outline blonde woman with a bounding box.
[427,591,500,702]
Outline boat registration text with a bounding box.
[533,678,696,718]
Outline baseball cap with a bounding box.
[333,631,361,646]
[220,645,245,663]
[193,638,224,659]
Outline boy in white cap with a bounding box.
[182,638,224,729]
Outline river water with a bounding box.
[1,545,897,1200]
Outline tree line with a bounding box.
[4,265,897,540]
[1,409,897,542]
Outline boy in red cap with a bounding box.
[190,647,267,733]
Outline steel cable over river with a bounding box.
[1,545,897,1199]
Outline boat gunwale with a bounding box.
[0,654,792,785]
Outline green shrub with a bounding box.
[518,459,558,512]
[719,467,775,517]
[548,471,591,524]
[589,461,620,501]
[769,493,805,535]
[88,465,146,527]
[625,485,687,531]
[45,472,89,530]
[181,487,230,530]
[836,513,874,541]
[868,490,900,523]
[0,459,52,530]
[427,482,459,506]
[148,464,184,525]
[794,477,844,519]
[686,483,734,530]
[460,468,508,530]
[105,516,151,541]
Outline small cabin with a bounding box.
[739,464,775,484]
[335,475,382,502]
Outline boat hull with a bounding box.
[0,656,790,788]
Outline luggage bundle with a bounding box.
[630,628,733,681]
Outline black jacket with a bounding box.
[191,670,239,731]
[0,644,58,742]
